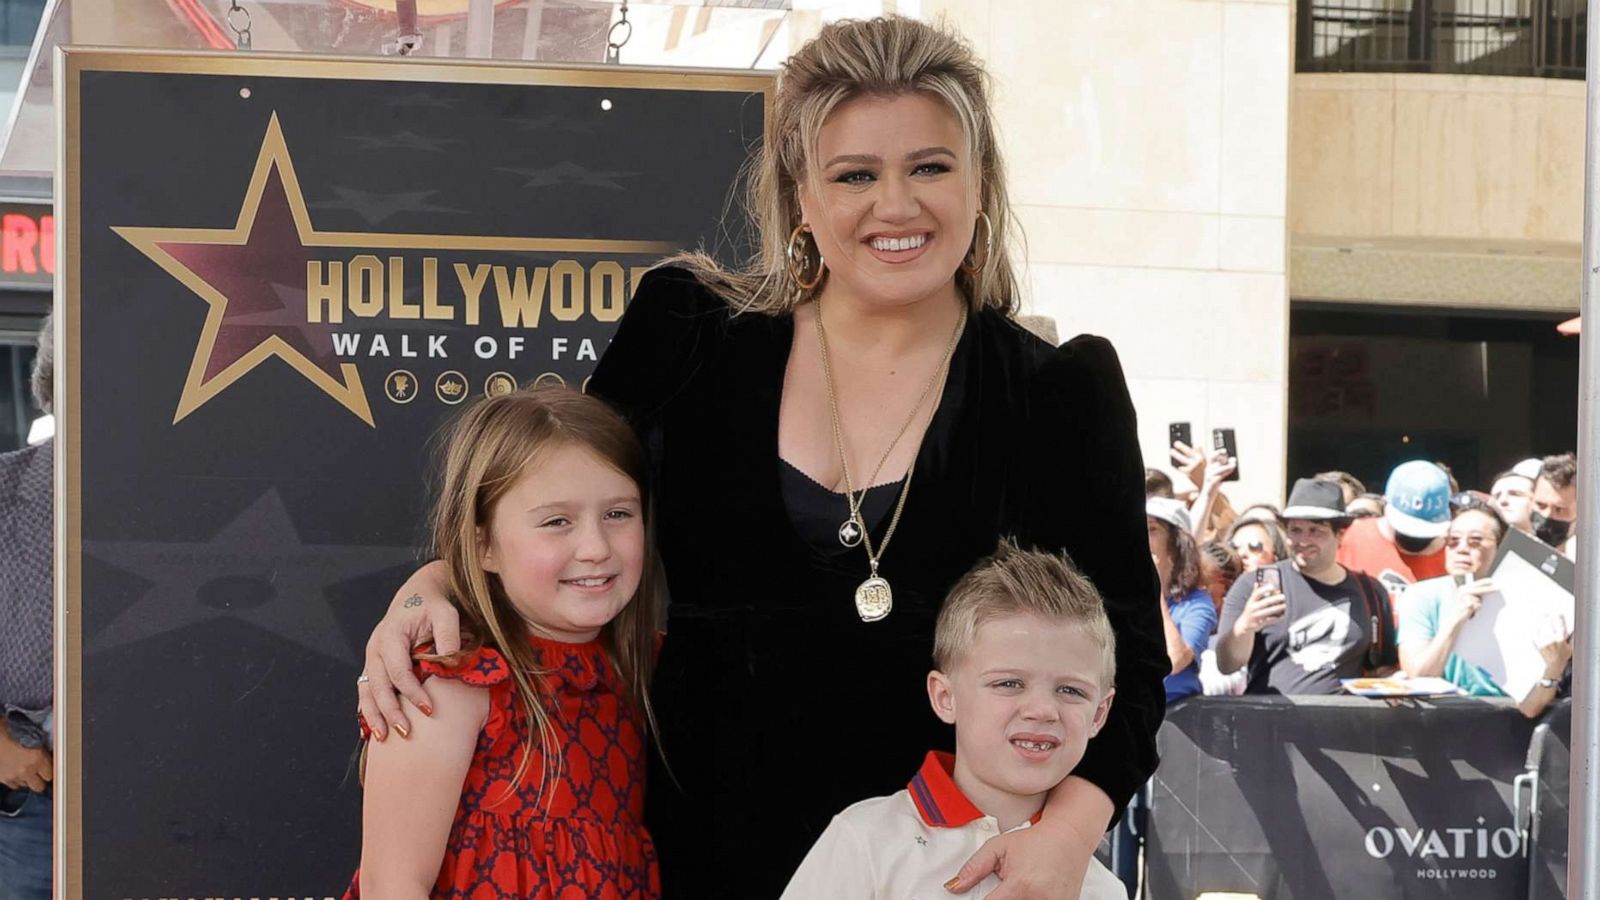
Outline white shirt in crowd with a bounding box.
[780,752,1127,900]
[1199,633,1247,697]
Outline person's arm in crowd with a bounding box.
[0,726,50,793]
[1185,450,1236,541]
[1216,579,1281,676]
[1180,597,1217,669]
[1170,440,1205,492]
[1517,615,1574,719]
[1399,580,1493,677]
[1162,595,1216,677]
[1159,596,1194,675]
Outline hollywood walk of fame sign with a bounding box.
[58,48,768,898]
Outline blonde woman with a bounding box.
[357,17,1166,899]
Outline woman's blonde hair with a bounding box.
[427,385,663,799]
[668,15,1021,317]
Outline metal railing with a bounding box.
[1297,0,1587,79]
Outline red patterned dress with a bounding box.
[347,635,660,899]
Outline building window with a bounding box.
[1297,0,1586,80]
[0,339,39,451]
[0,0,42,49]
[1288,303,1578,494]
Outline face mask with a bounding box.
[1394,532,1438,555]
[1532,512,1573,547]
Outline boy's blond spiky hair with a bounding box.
[933,540,1116,691]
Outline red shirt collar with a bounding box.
[907,750,1044,829]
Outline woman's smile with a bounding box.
[863,230,934,263]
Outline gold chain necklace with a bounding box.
[814,299,967,621]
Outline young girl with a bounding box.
[347,386,662,898]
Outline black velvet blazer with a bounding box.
[589,267,1165,899]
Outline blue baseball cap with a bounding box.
[1383,460,1452,539]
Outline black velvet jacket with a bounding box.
[589,267,1165,899]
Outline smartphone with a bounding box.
[1212,427,1240,482]
[1169,421,1192,450]
[1255,567,1282,593]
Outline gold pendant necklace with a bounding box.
[815,299,966,621]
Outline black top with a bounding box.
[588,267,1165,899]
[1217,561,1399,695]
[777,460,904,554]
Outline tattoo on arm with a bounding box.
[403,593,424,608]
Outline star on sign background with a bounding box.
[83,489,415,664]
[343,130,464,153]
[496,161,639,191]
[309,187,468,226]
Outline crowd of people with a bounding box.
[1147,447,1579,717]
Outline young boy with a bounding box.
[780,543,1126,899]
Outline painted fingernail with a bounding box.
[944,878,960,891]
[418,702,434,717]
[374,728,386,742]
[394,722,410,739]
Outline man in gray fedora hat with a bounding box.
[1216,478,1398,695]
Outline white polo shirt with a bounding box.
[780,751,1127,900]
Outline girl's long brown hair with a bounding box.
[428,385,664,799]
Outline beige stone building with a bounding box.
[910,0,1582,505]
[0,1,1583,501]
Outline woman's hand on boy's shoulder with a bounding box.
[944,815,1094,900]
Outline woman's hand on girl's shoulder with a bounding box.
[359,561,461,741]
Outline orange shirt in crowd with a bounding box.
[1337,517,1447,609]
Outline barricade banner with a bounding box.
[59,48,767,898]
[1526,700,1572,900]
[1148,696,1539,899]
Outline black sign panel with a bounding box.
[1148,696,1539,899]
[60,49,767,899]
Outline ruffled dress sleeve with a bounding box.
[416,645,514,741]
[1023,334,1167,815]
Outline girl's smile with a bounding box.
[481,442,645,643]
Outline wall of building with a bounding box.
[1291,72,1584,246]
[921,0,1293,504]
[1289,73,1584,314]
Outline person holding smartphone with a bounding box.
[1398,499,1572,718]
[1215,479,1398,694]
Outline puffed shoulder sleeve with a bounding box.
[588,265,729,431]
[417,645,511,688]
[1025,334,1165,817]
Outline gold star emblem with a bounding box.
[113,114,375,425]
[112,112,675,428]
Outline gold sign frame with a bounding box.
[56,46,772,898]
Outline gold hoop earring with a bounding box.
[787,224,825,291]
[961,211,994,278]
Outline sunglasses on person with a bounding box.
[1444,533,1493,550]
[1233,540,1265,554]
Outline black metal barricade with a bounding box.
[1520,700,1572,900]
[1147,696,1540,899]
